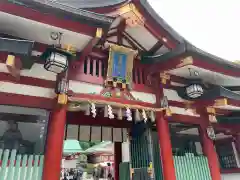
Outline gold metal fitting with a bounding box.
[214,98,228,106]
[58,93,68,105]
[206,107,216,114]
[176,56,193,68]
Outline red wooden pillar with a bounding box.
[114,142,122,180]
[199,125,221,180]
[156,112,176,180]
[42,105,67,180]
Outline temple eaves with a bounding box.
[141,41,240,76]
[8,0,114,27]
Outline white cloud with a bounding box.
[149,0,240,61]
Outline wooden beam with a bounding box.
[117,19,126,45]
[122,35,139,51]
[117,30,123,45]
[148,41,163,54]
[106,31,118,38]
[106,40,132,49]
[79,28,103,62]
[0,2,97,37]
[132,0,178,49]
[123,32,147,51]
[167,114,203,125]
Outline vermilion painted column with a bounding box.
[42,105,67,180]
[199,125,221,180]
[156,112,176,180]
[114,142,122,180]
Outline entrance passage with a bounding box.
[62,123,128,180]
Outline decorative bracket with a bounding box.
[160,72,170,84]
[58,94,68,105]
[118,3,145,27]
[176,56,193,68]
[206,106,217,123]
[214,98,228,106]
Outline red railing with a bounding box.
[69,55,107,84]
[69,55,154,93]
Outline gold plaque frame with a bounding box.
[106,44,137,88]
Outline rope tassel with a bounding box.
[150,111,155,122]
[108,105,114,119]
[104,105,108,117]
[85,104,90,116]
[126,108,132,121]
[91,103,96,118]
[134,109,140,122]
[117,108,123,120]
[142,109,147,122]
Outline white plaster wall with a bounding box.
[169,106,200,117]
[0,81,55,98]
[222,173,240,180]
[0,63,55,98]
[131,91,156,104]
[163,88,184,102]
[69,80,103,95]
[0,63,57,81]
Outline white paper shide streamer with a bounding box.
[91,103,96,118]
[108,105,114,119]
[126,108,132,121]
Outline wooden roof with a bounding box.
[4,0,240,74]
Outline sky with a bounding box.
[148,0,240,61]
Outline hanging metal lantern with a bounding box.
[185,84,204,98]
[41,46,74,74]
[55,78,68,94]
[160,96,168,108]
[44,52,68,73]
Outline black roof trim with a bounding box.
[47,0,128,9]
[176,84,240,101]
[142,41,240,72]
[0,37,34,56]
[9,0,114,28]
[138,0,240,70]
[218,86,240,101]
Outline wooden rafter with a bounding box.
[117,19,126,45]
[148,41,164,55]
[106,40,132,49]
[0,2,104,37]
[79,28,103,62]
[131,0,178,49]
[106,32,145,53]
[107,31,118,38]
[106,18,149,53]
[107,32,144,53]
[123,32,147,51]
[122,35,140,51]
